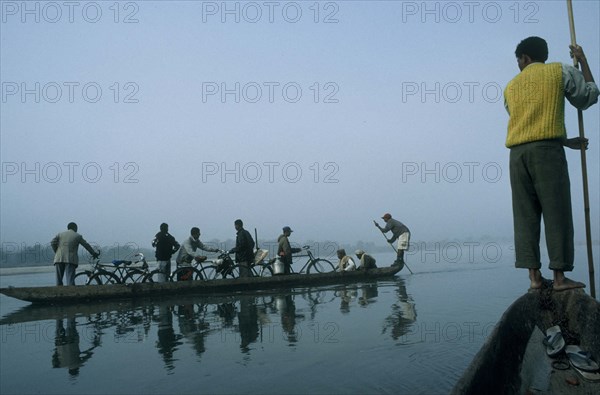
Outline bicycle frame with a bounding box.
[292,253,314,273]
[75,252,149,285]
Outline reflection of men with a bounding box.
[337,249,356,272]
[52,317,91,377]
[383,280,417,340]
[156,305,178,371]
[51,222,99,286]
[355,250,377,270]
[238,296,258,352]
[277,295,298,343]
[228,219,255,278]
[504,37,598,291]
[374,213,410,266]
[277,226,302,274]
[176,227,217,279]
[152,223,180,282]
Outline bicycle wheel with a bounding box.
[229,264,260,277]
[143,269,164,283]
[123,269,147,284]
[171,267,203,281]
[198,265,219,280]
[90,270,120,285]
[73,271,93,285]
[307,259,336,274]
[257,264,273,277]
[229,265,251,278]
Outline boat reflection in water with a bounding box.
[1,278,418,394]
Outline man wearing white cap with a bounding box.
[374,213,410,266]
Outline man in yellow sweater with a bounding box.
[504,37,598,291]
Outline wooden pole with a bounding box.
[566,0,596,298]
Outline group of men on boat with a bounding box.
[50,214,411,286]
[49,37,599,293]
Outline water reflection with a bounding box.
[1,278,417,377]
[156,305,181,372]
[335,283,380,313]
[52,316,96,378]
[382,279,417,340]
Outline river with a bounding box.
[1,249,597,394]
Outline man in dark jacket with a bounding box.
[277,226,302,274]
[228,219,255,278]
[152,223,180,282]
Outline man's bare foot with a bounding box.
[553,277,586,291]
[529,269,544,290]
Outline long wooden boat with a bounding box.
[0,266,401,305]
[451,289,600,395]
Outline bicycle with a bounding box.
[144,255,211,282]
[199,249,274,280]
[73,252,151,285]
[280,245,336,274]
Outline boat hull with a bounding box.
[0,266,400,304]
[452,289,600,395]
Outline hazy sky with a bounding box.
[1,0,599,250]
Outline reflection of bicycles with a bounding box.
[74,252,151,285]
[200,250,274,280]
[281,246,336,274]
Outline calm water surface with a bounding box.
[1,250,597,395]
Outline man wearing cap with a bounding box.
[374,213,410,266]
[277,226,302,275]
[355,250,377,270]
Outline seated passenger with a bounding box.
[337,249,356,272]
[355,250,377,270]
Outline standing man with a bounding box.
[277,226,302,274]
[152,223,180,282]
[228,219,255,278]
[374,213,410,266]
[175,227,217,280]
[504,37,598,291]
[51,222,99,286]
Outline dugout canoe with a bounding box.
[0,265,401,305]
[451,288,600,395]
